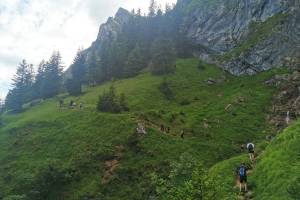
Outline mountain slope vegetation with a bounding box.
[0,59,288,199]
[1,0,299,199]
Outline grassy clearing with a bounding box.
[0,58,283,199]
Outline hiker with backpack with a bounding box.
[237,162,248,193]
[180,129,185,139]
[160,124,165,132]
[59,99,64,108]
[247,142,255,162]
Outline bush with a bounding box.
[287,177,300,199]
[119,93,129,112]
[27,165,73,200]
[198,61,206,70]
[97,85,129,113]
[179,99,191,106]
[159,80,174,101]
[150,153,218,200]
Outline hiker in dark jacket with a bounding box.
[160,124,165,132]
[166,127,170,133]
[237,162,248,192]
[180,129,185,139]
[247,142,255,162]
[59,99,64,108]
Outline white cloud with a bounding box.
[0,0,177,99]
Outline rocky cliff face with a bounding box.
[91,8,131,51]
[84,0,300,76]
[182,0,300,75]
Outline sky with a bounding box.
[0,0,177,99]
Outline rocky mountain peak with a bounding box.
[91,8,132,51]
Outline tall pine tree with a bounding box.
[43,51,64,98]
[124,44,145,77]
[69,48,86,94]
[150,38,176,75]
[5,59,34,112]
[33,60,47,99]
[86,51,100,85]
[148,0,158,17]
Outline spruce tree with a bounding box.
[86,51,100,86]
[5,59,34,112]
[0,98,4,114]
[33,60,47,99]
[148,0,158,17]
[43,51,64,98]
[150,38,176,75]
[124,44,145,77]
[70,48,86,94]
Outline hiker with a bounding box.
[237,162,248,192]
[136,123,147,135]
[79,102,83,110]
[285,111,290,125]
[69,100,74,109]
[160,124,165,132]
[166,127,170,133]
[240,144,245,152]
[180,129,185,139]
[246,142,255,162]
[59,99,64,108]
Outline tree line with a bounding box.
[4,0,195,113]
[5,52,63,112]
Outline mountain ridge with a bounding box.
[79,0,299,77]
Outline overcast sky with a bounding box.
[0,0,177,99]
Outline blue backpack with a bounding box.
[239,166,246,176]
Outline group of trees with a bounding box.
[69,0,193,88]
[97,85,129,113]
[4,0,194,113]
[5,52,63,112]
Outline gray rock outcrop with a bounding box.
[181,0,300,75]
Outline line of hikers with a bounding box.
[160,124,185,139]
[237,142,255,193]
[136,123,185,139]
[136,122,255,193]
[59,99,84,110]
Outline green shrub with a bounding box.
[97,85,129,113]
[150,153,219,200]
[179,99,191,106]
[197,60,206,70]
[159,80,174,101]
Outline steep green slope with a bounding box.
[252,120,300,200]
[207,120,300,200]
[0,59,283,199]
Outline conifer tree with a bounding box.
[86,51,100,85]
[0,98,5,114]
[70,48,86,94]
[124,44,145,77]
[42,51,64,98]
[33,60,47,99]
[5,59,34,112]
[150,38,176,75]
[148,0,158,17]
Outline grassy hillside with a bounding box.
[0,58,284,199]
[251,120,300,200]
